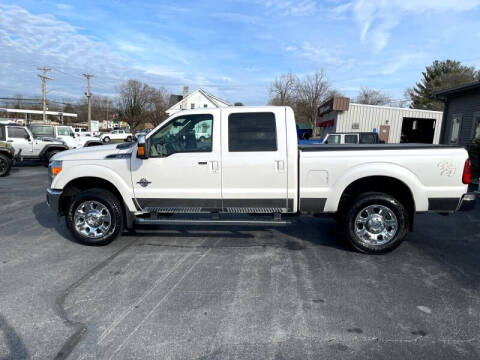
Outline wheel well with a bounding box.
[59,177,124,215]
[338,176,415,230]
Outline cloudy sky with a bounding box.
[1,0,479,105]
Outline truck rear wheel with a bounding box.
[345,192,408,254]
[0,154,12,177]
[66,189,124,246]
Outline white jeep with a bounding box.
[29,124,102,149]
[99,129,133,143]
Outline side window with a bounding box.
[228,112,277,152]
[8,127,28,139]
[472,112,480,142]
[359,134,374,144]
[149,114,213,157]
[450,114,462,144]
[57,127,73,136]
[0,126,5,141]
[345,134,358,144]
[326,135,341,144]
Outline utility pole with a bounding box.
[82,73,94,131]
[37,67,52,123]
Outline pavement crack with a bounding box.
[53,240,135,360]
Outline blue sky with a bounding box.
[1,0,480,105]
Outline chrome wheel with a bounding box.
[354,204,398,246]
[74,201,112,239]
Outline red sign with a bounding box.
[317,119,334,127]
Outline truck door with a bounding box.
[220,109,290,212]
[131,110,221,211]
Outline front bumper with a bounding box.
[457,193,476,212]
[46,188,63,215]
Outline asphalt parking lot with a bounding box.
[1,164,480,359]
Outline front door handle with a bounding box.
[208,160,219,173]
[198,161,207,165]
[7,140,13,143]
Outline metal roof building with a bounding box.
[317,97,443,144]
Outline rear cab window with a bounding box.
[30,125,54,137]
[228,112,277,152]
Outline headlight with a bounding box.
[48,160,62,184]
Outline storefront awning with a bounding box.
[317,119,334,127]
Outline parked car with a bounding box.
[1,123,68,163]
[323,132,384,144]
[29,124,102,149]
[46,106,475,254]
[100,129,133,143]
[0,137,17,177]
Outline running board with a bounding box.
[135,213,289,226]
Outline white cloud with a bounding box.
[297,41,353,68]
[336,0,480,51]
[116,42,145,53]
[265,0,317,16]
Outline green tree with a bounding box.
[408,60,479,111]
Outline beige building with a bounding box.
[317,97,443,144]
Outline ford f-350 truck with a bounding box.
[46,106,475,254]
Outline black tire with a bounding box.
[126,136,132,142]
[103,136,111,143]
[46,149,61,162]
[66,189,124,246]
[344,192,409,254]
[0,154,12,177]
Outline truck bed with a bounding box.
[299,143,462,151]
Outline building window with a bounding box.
[228,112,277,152]
[473,112,480,142]
[190,103,195,109]
[352,123,359,130]
[450,114,462,144]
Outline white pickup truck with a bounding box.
[46,107,475,254]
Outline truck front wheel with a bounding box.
[345,192,408,254]
[66,189,124,246]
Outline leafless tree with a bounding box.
[355,87,392,106]
[294,71,330,134]
[117,80,154,130]
[268,72,298,106]
[147,87,170,126]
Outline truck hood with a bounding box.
[52,143,134,161]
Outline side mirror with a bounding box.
[136,135,149,159]
[324,140,328,144]
[24,134,30,141]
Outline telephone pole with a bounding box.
[82,73,94,131]
[37,67,52,123]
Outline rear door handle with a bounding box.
[198,161,207,165]
[275,160,285,172]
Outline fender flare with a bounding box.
[0,148,14,160]
[325,162,426,212]
[38,144,68,159]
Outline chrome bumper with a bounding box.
[46,188,63,215]
[457,193,476,212]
